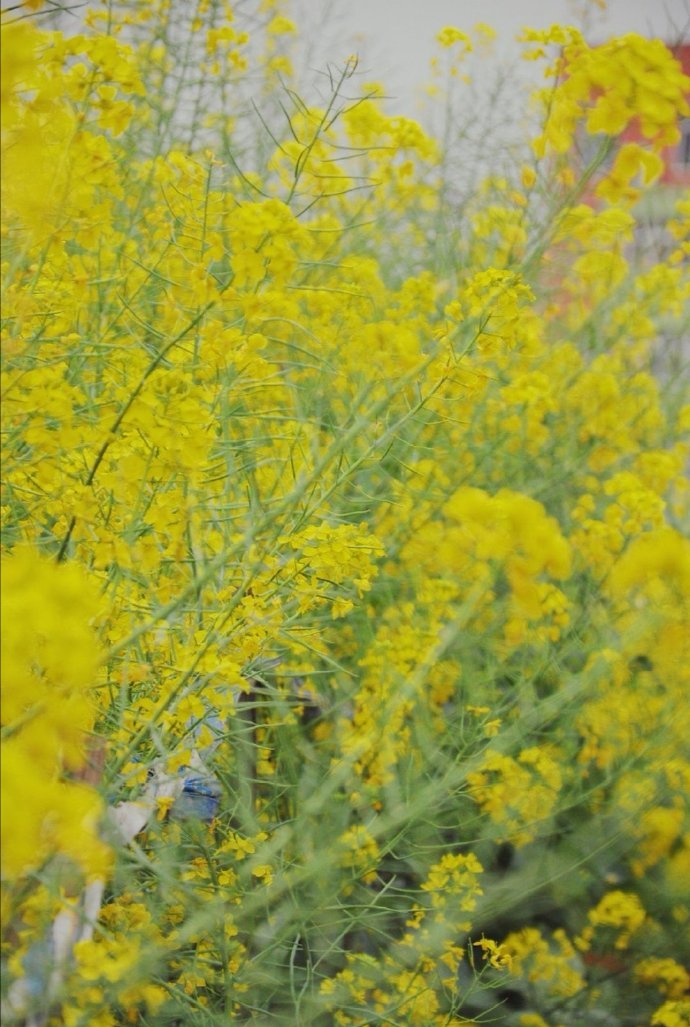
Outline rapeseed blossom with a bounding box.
[1,551,110,880]
[2,2,689,1023]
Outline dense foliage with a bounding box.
[2,2,689,1024]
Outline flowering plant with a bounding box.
[2,3,689,1024]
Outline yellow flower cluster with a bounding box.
[503,927,585,1000]
[2,2,689,1023]
[526,27,689,149]
[1,550,111,881]
[577,889,646,951]
[467,747,564,846]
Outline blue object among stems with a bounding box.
[172,774,222,822]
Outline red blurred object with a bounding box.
[583,950,629,974]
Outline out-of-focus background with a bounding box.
[300,0,689,115]
[7,1,687,122]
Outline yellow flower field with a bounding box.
[2,2,689,1024]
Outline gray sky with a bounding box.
[308,0,690,115]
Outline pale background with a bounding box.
[301,0,690,115]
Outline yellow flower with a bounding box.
[580,890,646,950]
[651,998,690,1027]
[436,26,473,51]
[1,550,110,880]
[474,934,513,970]
[266,15,296,35]
[251,864,273,885]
